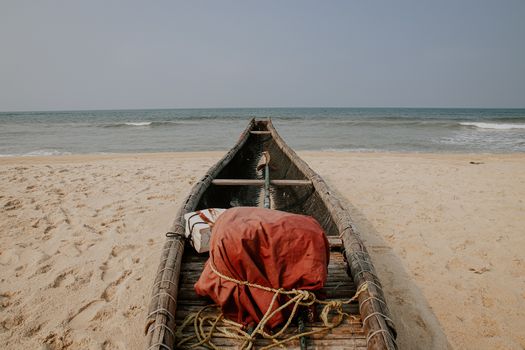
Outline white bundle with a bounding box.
[184,208,226,253]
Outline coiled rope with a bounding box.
[175,262,368,349]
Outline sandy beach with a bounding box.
[1,151,524,349]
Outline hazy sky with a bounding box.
[1,1,524,111]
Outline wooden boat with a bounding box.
[145,119,397,349]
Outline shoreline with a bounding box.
[1,152,524,348]
[1,149,524,164]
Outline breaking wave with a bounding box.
[101,121,178,128]
[459,122,525,130]
[124,122,152,126]
[0,150,72,157]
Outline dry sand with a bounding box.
[0,151,524,349]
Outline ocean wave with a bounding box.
[23,150,72,156]
[278,118,461,129]
[459,122,525,130]
[0,150,72,157]
[101,121,178,128]
[125,121,152,126]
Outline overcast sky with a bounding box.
[1,1,524,111]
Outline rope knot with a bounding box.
[297,290,310,301]
[319,300,345,329]
[327,300,343,309]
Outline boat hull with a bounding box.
[145,119,397,349]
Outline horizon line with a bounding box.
[2,106,525,113]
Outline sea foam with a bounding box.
[460,122,525,130]
[124,122,152,126]
[0,150,72,157]
[23,150,72,156]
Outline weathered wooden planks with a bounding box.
[174,249,367,349]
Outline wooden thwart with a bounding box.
[212,179,312,186]
[327,236,343,249]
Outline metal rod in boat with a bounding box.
[263,151,271,209]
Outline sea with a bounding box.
[0,108,524,156]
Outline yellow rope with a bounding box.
[175,262,368,349]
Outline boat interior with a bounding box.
[197,120,338,236]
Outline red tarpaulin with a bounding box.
[194,207,329,329]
